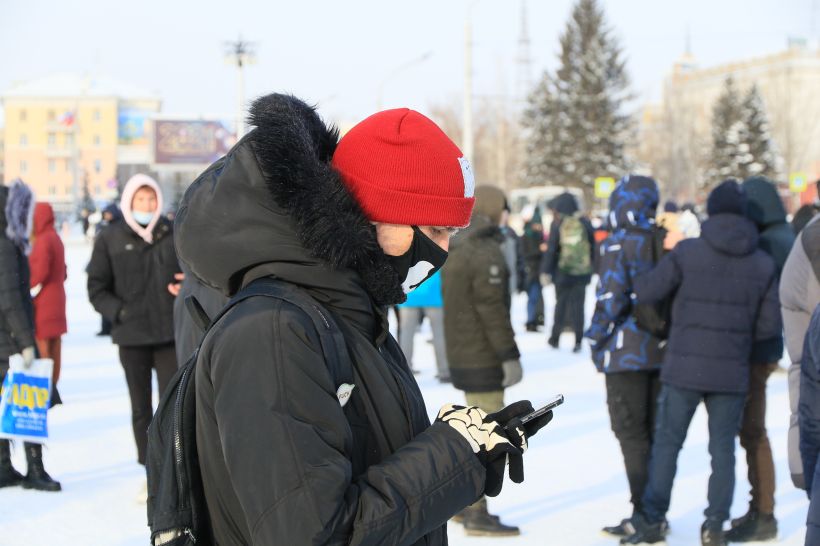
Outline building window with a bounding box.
[20,134,28,147]
[65,134,74,148]
[94,159,102,173]
[93,135,101,146]
[48,133,56,147]
[49,186,57,196]
[21,160,28,173]
[94,185,101,194]
[93,109,101,121]
[65,159,71,173]
[48,159,56,173]
[47,110,56,122]
[19,110,27,122]
[64,185,72,195]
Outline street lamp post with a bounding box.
[463,1,480,165]
[224,37,257,139]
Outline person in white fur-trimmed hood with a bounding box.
[87,174,181,471]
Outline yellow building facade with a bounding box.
[2,74,160,210]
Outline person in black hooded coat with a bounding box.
[0,180,61,492]
[724,176,796,541]
[176,94,553,546]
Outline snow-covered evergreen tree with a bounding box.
[738,84,780,179]
[707,77,744,187]
[522,0,632,200]
[708,78,781,187]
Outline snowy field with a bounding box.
[0,237,807,545]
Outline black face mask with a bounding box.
[388,226,449,294]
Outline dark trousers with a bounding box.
[606,370,661,514]
[642,384,746,525]
[739,362,777,515]
[526,280,544,325]
[550,282,586,343]
[119,343,177,465]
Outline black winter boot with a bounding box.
[701,520,727,546]
[620,513,666,544]
[462,497,520,536]
[0,440,23,488]
[22,442,61,492]
[725,510,777,542]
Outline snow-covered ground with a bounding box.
[0,238,807,545]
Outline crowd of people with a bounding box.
[0,93,818,545]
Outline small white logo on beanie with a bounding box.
[458,157,475,198]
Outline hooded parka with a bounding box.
[29,203,67,339]
[176,95,484,546]
[0,186,35,360]
[586,175,665,373]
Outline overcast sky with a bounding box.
[1,0,814,126]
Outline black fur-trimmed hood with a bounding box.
[175,93,405,308]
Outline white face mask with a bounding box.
[132,211,154,226]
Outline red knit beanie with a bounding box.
[332,108,475,227]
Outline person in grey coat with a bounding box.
[783,214,820,491]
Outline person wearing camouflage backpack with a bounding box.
[541,192,595,352]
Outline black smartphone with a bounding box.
[518,394,564,426]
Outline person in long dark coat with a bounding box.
[0,180,61,491]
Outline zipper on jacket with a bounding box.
[173,364,192,512]
[379,344,415,435]
[312,305,331,329]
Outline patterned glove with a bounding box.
[436,401,553,496]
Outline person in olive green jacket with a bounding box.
[442,184,523,537]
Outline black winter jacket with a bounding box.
[0,187,35,360]
[634,214,782,394]
[743,176,796,364]
[87,218,179,347]
[175,94,484,546]
[441,214,520,392]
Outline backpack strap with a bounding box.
[184,295,212,333]
[204,277,353,387]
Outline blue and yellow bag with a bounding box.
[0,355,52,444]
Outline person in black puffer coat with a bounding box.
[87,174,180,470]
[177,95,553,546]
[521,207,546,331]
[622,180,782,546]
[724,176,796,541]
[0,180,61,492]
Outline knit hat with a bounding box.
[120,173,164,244]
[707,179,748,217]
[473,185,507,224]
[663,200,679,213]
[332,108,475,227]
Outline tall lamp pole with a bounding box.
[463,1,479,165]
[224,37,257,139]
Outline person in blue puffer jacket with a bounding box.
[398,270,450,382]
[585,174,667,538]
[800,304,820,545]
